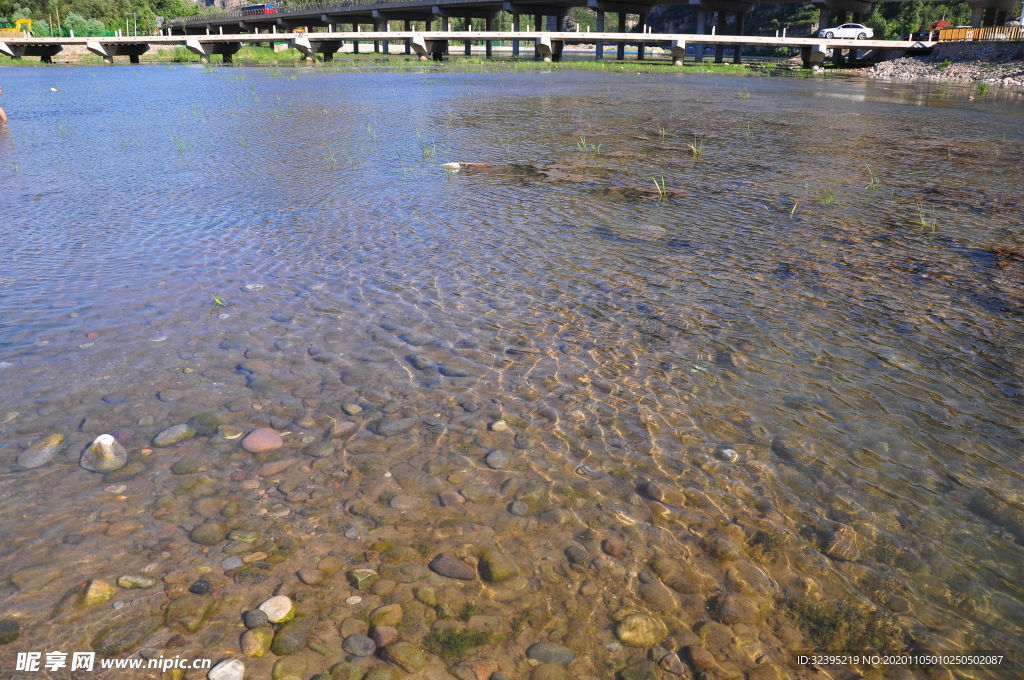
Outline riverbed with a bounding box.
[0,66,1022,680]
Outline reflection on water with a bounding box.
[0,66,1022,680]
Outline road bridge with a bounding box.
[0,31,934,67]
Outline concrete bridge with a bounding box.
[0,31,934,66]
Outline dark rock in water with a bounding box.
[190,520,228,546]
[189,579,213,595]
[102,393,127,404]
[188,412,225,436]
[341,634,376,657]
[564,543,589,565]
[770,434,807,463]
[0,619,20,645]
[530,663,575,680]
[439,362,475,377]
[270,313,295,322]
[485,450,509,469]
[712,351,735,367]
[63,533,84,545]
[514,433,537,450]
[400,332,433,346]
[243,609,269,629]
[618,661,660,680]
[17,433,64,469]
[429,553,477,580]
[341,370,372,386]
[407,355,435,370]
[158,389,185,402]
[164,594,214,633]
[526,642,575,666]
[509,501,529,516]
[221,335,249,349]
[271,616,312,655]
[92,615,163,656]
[375,418,418,437]
[172,458,202,475]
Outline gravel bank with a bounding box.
[867,41,1024,86]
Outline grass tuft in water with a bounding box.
[916,202,937,232]
[865,165,879,190]
[688,137,704,159]
[576,135,602,155]
[778,597,906,653]
[456,602,478,622]
[423,628,492,659]
[365,122,378,141]
[170,132,188,154]
[976,82,988,97]
[653,175,668,199]
[817,188,835,205]
[421,142,436,158]
[737,89,750,99]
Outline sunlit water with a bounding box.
[0,65,1022,679]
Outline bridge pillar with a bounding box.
[617,12,626,60]
[714,12,727,63]
[534,14,542,59]
[442,16,450,54]
[485,17,493,58]
[465,17,471,56]
[512,13,520,57]
[637,13,647,59]
[732,11,744,62]
[694,9,706,62]
[405,20,412,54]
[595,11,604,59]
[382,22,390,55]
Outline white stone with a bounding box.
[258,595,294,623]
[208,658,245,680]
[489,420,508,432]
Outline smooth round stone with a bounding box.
[158,389,185,402]
[389,495,422,511]
[438,362,475,377]
[270,313,294,322]
[400,332,433,346]
[375,417,417,437]
[382,642,426,673]
[190,521,228,546]
[341,634,376,657]
[0,619,23,644]
[242,283,265,292]
[485,450,509,469]
[429,553,477,580]
[242,428,283,453]
[259,595,295,623]
[17,433,64,469]
[243,609,269,629]
[102,393,127,404]
[527,642,575,666]
[602,537,627,556]
[509,501,529,516]
[149,335,168,342]
[616,613,668,647]
[189,579,213,595]
[117,575,157,589]
[153,424,196,447]
[489,420,508,432]
[81,434,128,473]
[221,557,244,571]
[370,625,398,648]
[209,659,245,680]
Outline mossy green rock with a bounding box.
[80,579,117,606]
[369,604,403,627]
[17,433,64,469]
[0,619,20,645]
[531,663,576,680]
[81,435,128,473]
[190,520,228,546]
[154,424,196,447]
[382,642,427,673]
[272,656,307,680]
[478,547,518,582]
[348,569,379,590]
[618,661,661,680]
[241,626,274,657]
[615,613,668,648]
[364,666,403,680]
[188,412,225,436]
[164,593,215,633]
[329,662,366,680]
[271,616,312,655]
[92,615,163,656]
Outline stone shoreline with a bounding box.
[867,41,1024,87]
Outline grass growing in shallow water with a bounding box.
[779,597,906,652]
[423,628,492,659]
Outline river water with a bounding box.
[0,65,1022,680]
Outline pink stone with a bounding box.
[439,490,465,506]
[370,625,398,648]
[242,428,283,453]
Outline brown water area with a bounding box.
[0,66,1022,680]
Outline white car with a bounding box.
[819,23,874,39]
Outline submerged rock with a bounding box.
[17,433,64,469]
[190,520,228,546]
[164,593,214,633]
[271,616,312,655]
[615,613,668,647]
[80,434,127,473]
[382,642,427,673]
[242,428,284,453]
[241,626,274,657]
[258,595,296,623]
[92,615,163,656]
[430,553,477,580]
[478,546,518,582]
[208,659,246,680]
[79,579,117,606]
[153,424,196,447]
[526,642,575,666]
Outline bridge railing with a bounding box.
[938,25,1024,41]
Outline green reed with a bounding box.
[365,123,377,141]
[976,82,987,97]
[577,135,602,155]
[688,137,704,159]
[865,165,879,190]
[817,188,835,205]
[322,134,337,166]
[737,89,750,99]
[916,202,937,232]
[170,132,187,153]
[653,175,669,199]
[421,142,437,158]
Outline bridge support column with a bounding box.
[637,13,646,59]
[617,12,626,60]
[512,13,520,56]
[670,39,686,65]
[442,16,450,54]
[983,7,996,25]
[817,6,830,33]
[405,21,411,54]
[534,14,541,59]
[714,12,727,63]
[130,53,140,63]
[465,17,472,55]
[732,11,744,62]
[382,22,390,55]
[485,17,493,57]
[695,9,706,61]
[595,11,604,59]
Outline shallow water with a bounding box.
[0,65,1023,680]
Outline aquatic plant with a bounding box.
[817,189,835,205]
[688,138,704,159]
[170,132,188,154]
[321,134,337,166]
[421,142,436,158]
[377,491,397,505]
[937,58,952,69]
[577,135,602,155]
[203,62,215,74]
[202,288,228,314]
[456,602,478,622]
[778,597,906,653]
[916,202,937,232]
[865,165,879,190]
[976,82,987,97]
[423,628,493,659]
[790,203,798,217]
[737,89,750,99]
[653,175,669,199]
[658,124,667,138]
[365,123,377,141]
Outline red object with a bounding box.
[86,332,99,339]
[241,3,276,15]
[930,19,952,29]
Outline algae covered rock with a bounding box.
[164,593,214,633]
[615,613,668,647]
[79,579,117,606]
[271,616,312,655]
[92,615,162,656]
[382,642,427,673]
[17,434,64,469]
[478,546,518,582]
[81,435,128,473]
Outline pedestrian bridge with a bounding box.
[0,31,934,67]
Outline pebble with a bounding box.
[342,634,376,657]
[271,616,311,655]
[616,613,668,647]
[0,619,20,645]
[243,551,268,563]
[80,579,117,606]
[221,557,244,571]
[297,568,324,585]
[485,450,509,469]
[509,500,529,516]
[345,595,362,605]
[439,489,466,506]
[389,495,422,510]
[257,458,296,476]
[243,609,270,629]
[348,569,379,590]
[153,424,196,447]
[241,283,265,291]
[430,553,477,580]
[259,595,296,623]
[117,575,157,589]
[149,335,167,342]
[189,579,213,595]
[190,520,228,546]
[602,537,626,556]
[209,659,245,680]
[342,403,363,415]
[370,625,398,648]
[242,428,284,453]
[17,433,65,469]
[489,420,509,432]
[81,434,128,473]
[526,642,575,666]
[219,424,244,439]
[382,642,427,673]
